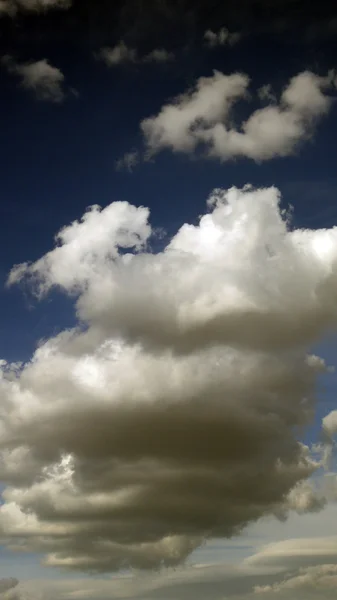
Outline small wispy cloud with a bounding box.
[115,150,139,172]
[142,48,174,63]
[99,41,137,66]
[98,41,174,67]
[258,83,277,103]
[2,55,68,102]
[204,27,241,47]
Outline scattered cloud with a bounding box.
[2,56,67,103]
[115,150,139,172]
[98,41,174,67]
[258,84,277,103]
[0,0,70,16]
[1,186,337,572]
[140,69,336,162]
[99,41,137,66]
[204,27,241,47]
[142,48,174,63]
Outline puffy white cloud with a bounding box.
[11,185,337,355]
[0,0,70,16]
[322,410,337,438]
[140,70,336,162]
[142,71,249,153]
[98,42,173,67]
[2,56,66,103]
[204,27,241,47]
[2,185,337,573]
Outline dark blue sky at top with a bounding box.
[0,0,337,365]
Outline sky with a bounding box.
[1,0,337,598]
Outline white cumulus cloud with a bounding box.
[140,69,336,162]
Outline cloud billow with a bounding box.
[1,185,337,572]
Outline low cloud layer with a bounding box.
[1,185,337,573]
[139,69,336,162]
[2,56,66,102]
[98,41,174,67]
[7,533,337,599]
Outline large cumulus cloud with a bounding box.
[1,185,337,572]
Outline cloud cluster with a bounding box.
[0,0,70,16]
[98,41,174,67]
[204,27,241,47]
[2,186,337,573]
[140,69,336,162]
[2,56,66,103]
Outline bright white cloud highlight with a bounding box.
[140,69,336,161]
[2,185,337,573]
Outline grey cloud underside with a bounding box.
[1,186,337,572]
